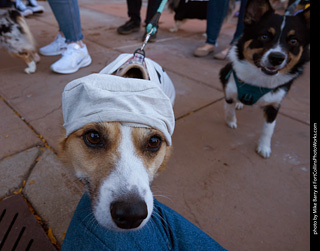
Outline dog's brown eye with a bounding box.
[147,135,162,152]
[83,130,103,148]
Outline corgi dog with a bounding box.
[219,0,310,158]
[0,9,40,74]
[58,52,175,231]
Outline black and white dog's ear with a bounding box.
[244,0,274,25]
[297,6,310,30]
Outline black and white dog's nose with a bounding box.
[268,52,286,66]
[110,200,148,229]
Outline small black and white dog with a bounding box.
[220,0,310,158]
[0,9,39,74]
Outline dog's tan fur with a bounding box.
[279,45,303,75]
[59,122,121,200]
[17,16,36,50]
[243,40,264,65]
[58,122,172,207]
[131,127,172,175]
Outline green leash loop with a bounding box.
[146,0,168,35]
[136,0,167,57]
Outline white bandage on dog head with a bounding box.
[62,74,175,145]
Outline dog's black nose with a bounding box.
[268,52,286,66]
[110,200,148,229]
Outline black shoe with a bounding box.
[142,30,157,43]
[117,19,140,35]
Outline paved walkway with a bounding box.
[0,1,310,250]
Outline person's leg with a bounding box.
[127,0,142,24]
[47,0,83,43]
[61,193,169,250]
[44,0,91,73]
[214,0,247,60]
[145,0,161,24]
[152,198,227,250]
[117,0,142,34]
[62,193,227,250]
[230,0,247,44]
[206,0,230,46]
[194,0,230,57]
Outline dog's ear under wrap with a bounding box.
[244,0,274,25]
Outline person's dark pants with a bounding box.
[127,0,162,25]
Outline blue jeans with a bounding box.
[206,0,230,45]
[61,193,227,251]
[206,0,247,46]
[230,0,247,45]
[47,0,83,43]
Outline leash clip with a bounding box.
[140,27,154,52]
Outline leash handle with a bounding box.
[146,0,168,35]
[146,12,161,35]
[135,0,167,56]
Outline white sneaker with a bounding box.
[13,0,33,17]
[50,43,92,74]
[39,33,67,56]
[27,0,44,14]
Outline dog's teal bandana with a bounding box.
[226,70,275,105]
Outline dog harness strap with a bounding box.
[226,70,275,106]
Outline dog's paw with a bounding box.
[25,67,36,74]
[169,27,178,32]
[25,61,36,74]
[256,145,271,158]
[235,102,244,110]
[227,120,237,129]
[33,53,41,63]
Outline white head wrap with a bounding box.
[100,54,176,104]
[62,74,175,145]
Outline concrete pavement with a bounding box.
[0,1,310,250]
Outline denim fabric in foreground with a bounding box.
[61,193,227,251]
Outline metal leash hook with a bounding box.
[140,27,154,52]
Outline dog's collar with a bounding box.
[226,69,275,105]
